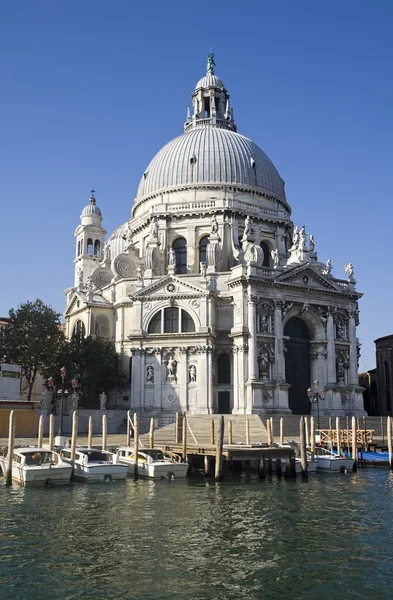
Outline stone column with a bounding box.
[232,348,239,412]
[327,312,336,384]
[247,291,258,381]
[207,348,214,413]
[274,303,284,381]
[348,312,358,385]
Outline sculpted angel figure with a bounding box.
[244,215,252,235]
[299,225,307,251]
[168,248,176,266]
[322,258,332,276]
[309,234,316,252]
[345,263,355,280]
[291,226,299,249]
[151,216,159,238]
[210,215,219,234]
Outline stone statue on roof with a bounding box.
[207,53,216,74]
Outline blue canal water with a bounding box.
[1,469,393,600]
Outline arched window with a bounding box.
[72,320,86,339]
[217,353,231,385]
[87,238,93,255]
[199,235,209,270]
[147,308,195,334]
[94,240,101,256]
[77,240,81,256]
[172,237,187,274]
[148,311,162,334]
[260,242,271,267]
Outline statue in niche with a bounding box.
[210,215,218,234]
[71,391,79,410]
[146,366,154,384]
[244,215,252,235]
[151,216,159,238]
[99,391,107,410]
[271,249,279,269]
[168,248,176,266]
[309,234,316,253]
[189,365,197,383]
[137,266,143,282]
[258,312,269,333]
[291,226,299,249]
[200,261,207,278]
[258,348,270,380]
[166,356,177,383]
[322,258,332,276]
[336,321,346,341]
[299,225,307,251]
[336,359,345,383]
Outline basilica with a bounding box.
[64,55,365,419]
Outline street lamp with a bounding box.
[307,380,326,430]
[55,366,68,447]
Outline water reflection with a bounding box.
[1,471,393,599]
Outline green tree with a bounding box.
[41,335,127,408]
[0,299,65,401]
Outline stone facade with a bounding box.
[64,56,366,418]
[375,335,393,415]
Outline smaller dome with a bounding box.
[82,194,102,217]
[195,73,225,90]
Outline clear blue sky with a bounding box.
[1,1,392,370]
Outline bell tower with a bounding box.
[74,190,107,286]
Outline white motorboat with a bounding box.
[0,447,72,487]
[116,447,189,479]
[314,446,354,472]
[60,447,128,482]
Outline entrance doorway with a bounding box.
[284,317,311,414]
[218,391,231,414]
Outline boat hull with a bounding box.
[268,457,318,474]
[119,459,189,479]
[316,457,354,472]
[0,458,72,487]
[72,463,128,483]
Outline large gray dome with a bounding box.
[136,127,286,202]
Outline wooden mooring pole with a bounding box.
[175,412,180,443]
[346,416,350,456]
[126,410,131,446]
[102,414,107,450]
[305,417,309,448]
[71,411,78,478]
[329,416,332,447]
[267,418,272,447]
[270,417,274,445]
[37,415,44,448]
[310,416,315,454]
[133,412,139,481]
[228,419,233,445]
[336,417,341,455]
[246,418,250,445]
[280,417,284,446]
[352,416,358,472]
[387,416,393,470]
[48,414,54,451]
[299,416,308,481]
[381,416,385,445]
[210,419,215,445]
[149,417,155,448]
[6,410,16,487]
[182,413,187,463]
[88,416,93,449]
[215,415,224,481]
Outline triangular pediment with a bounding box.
[130,275,209,300]
[64,289,112,317]
[276,264,341,292]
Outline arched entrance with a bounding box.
[284,317,310,414]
